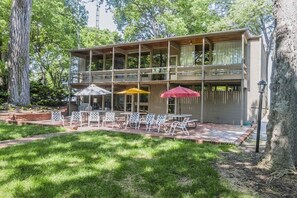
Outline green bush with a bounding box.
[30,81,67,107]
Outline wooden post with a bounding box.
[68,53,72,116]
[111,47,115,111]
[89,50,92,84]
[166,41,171,114]
[137,44,141,112]
[240,34,245,126]
[201,38,205,123]
[124,95,127,112]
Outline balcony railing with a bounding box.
[70,64,246,84]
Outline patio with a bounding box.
[7,117,255,145]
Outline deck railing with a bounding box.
[70,64,245,83]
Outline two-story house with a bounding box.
[69,29,267,125]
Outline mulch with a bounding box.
[216,144,297,197]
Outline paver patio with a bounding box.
[0,118,255,149]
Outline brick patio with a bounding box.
[7,118,255,145]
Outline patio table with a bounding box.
[168,114,192,121]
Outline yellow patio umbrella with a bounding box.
[117,88,150,112]
[117,88,150,94]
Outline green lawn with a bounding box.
[0,130,250,198]
[0,122,65,141]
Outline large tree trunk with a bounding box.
[7,0,32,106]
[260,0,297,171]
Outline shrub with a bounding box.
[30,81,68,107]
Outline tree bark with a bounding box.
[260,0,297,171]
[7,0,32,106]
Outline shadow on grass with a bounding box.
[0,130,239,197]
[0,122,65,141]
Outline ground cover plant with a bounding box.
[0,130,251,197]
[0,122,65,141]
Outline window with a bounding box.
[141,52,150,68]
[212,41,242,65]
[139,86,149,112]
[168,97,175,114]
[195,44,210,65]
[105,55,112,70]
[152,50,167,67]
[127,54,138,69]
[180,45,194,66]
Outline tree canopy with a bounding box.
[104,0,220,41]
[1,0,275,106]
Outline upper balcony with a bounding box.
[70,63,246,84]
[69,29,250,85]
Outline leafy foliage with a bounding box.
[30,81,67,106]
[80,27,121,47]
[0,0,11,54]
[209,0,274,51]
[30,0,84,90]
[105,0,219,41]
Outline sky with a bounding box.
[85,1,117,31]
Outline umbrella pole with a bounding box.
[179,98,181,115]
[131,94,134,112]
[89,95,91,107]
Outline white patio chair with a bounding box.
[168,117,190,135]
[138,113,155,131]
[102,112,116,128]
[51,111,64,126]
[152,114,167,133]
[127,112,140,129]
[88,111,100,127]
[70,111,83,127]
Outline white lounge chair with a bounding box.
[138,113,155,131]
[153,114,167,133]
[168,117,190,135]
[88,111,100,127]
[102,112,116,128]
[51,111,64,126]
[70,111,83,127]
[127,112,140,129]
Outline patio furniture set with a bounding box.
[51,111,198,136]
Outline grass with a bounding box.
[0,130,250,198]
[0,122,65,141]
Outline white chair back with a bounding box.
[129,112,140,124]
[104,112,115,122]
[70,111,83,127]
[51,111,64,126]
[155,114,167,125]
[88,111,100,127]
[89,111,100,122]
[146,113,155,125]
[51,111,62,122]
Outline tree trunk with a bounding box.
[7,0,32,106]
[260,0,297,171]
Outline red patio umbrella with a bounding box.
[161,86,200,114]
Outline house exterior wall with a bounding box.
[148,85,167,114]
[246,38,262,122]
[203,91,242,124]
[69,30,267,125]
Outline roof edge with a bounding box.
[70,28,255,53]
